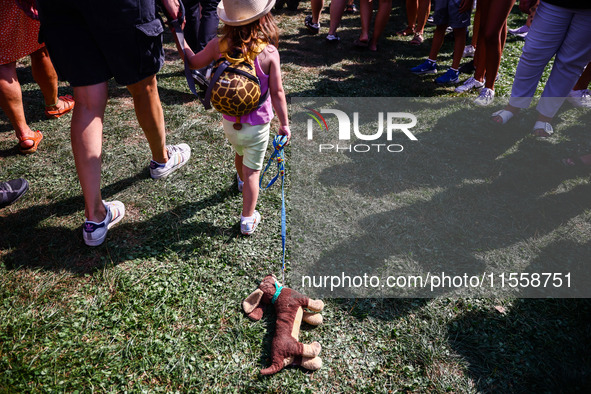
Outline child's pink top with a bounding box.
[222,48,273,126]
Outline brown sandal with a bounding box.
[45,95,75,119]
[18,131,43,154]
[410,33,424,45]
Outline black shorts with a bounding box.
[37,0,164,87]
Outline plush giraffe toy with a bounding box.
[242,274,325,375]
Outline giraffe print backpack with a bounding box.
[203,42,269,125]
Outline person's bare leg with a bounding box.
[241,166,260,217]
[428,25,448,61]
[328,0,347,36]
[126,74,168,163]
[451,27,467,70]
[471,0,481,48]
[474,30,486,82]
[404,0,418,32]
[70,83,109,222]
[369,0,393,51]
[358,0,372,42]
[481,0,515,89]
[311,0,324,24]
[0,62,36,148]
[235,153,244,181]
[414,0,431,35]
[573,62,591,90]
[30,47,60,108]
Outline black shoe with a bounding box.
[459,60,475,74]
[305,15,320,34]
[0,178,29,209]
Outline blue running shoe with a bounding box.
[411,59,437,74]
[435,68,460,84]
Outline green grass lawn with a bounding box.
[1,1,590,392]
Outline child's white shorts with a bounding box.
[223,119,270,171]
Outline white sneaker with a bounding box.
[508,25,529,38]
[150,143,191,179]
[240,211,261,235]
[83,200,125,246]
[462,45,475,58]
[567,89,591,108]
[455,77,484,93]
[473,87,495,106]
[237,173,244,192]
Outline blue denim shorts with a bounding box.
[37,0,164,86]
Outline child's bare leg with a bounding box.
[242,165,260,218]
[428,25,448,61]
[328,0,347,36]
[235,153,244,181]
[311,0,324,24]
[358,0,372,42]
[369,0,393,51]
[451,27,467,69]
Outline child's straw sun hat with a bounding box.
[217,0,276,26]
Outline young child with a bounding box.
[410,0,472,83]
[178,0,290,235]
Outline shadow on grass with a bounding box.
[0,170,238,274]
[448,298,591,393]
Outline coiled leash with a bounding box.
[260,135,288,283]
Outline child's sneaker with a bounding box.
[454,77,484,93]
[473,87,495,106]
[150,143,191,179]
[305,15,320,34]
[411,59,437,74]
[240,211,261,235]
[435,68,460,84]
[83,200,125,246]
[237,173,244,192]
[326,33,340,43]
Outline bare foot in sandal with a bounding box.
[532,113,554,138]
[491,105,520,124]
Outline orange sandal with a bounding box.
[45,95,75,119]
[18,131,43,154]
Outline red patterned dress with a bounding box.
[0,0,44,65]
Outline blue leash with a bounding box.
[260,135,288,283]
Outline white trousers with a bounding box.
[508,1,591,118]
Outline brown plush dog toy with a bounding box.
[243,274,325,375]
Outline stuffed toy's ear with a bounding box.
[243,288,264,321]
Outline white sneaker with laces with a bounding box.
[474,87,495,106]
[150,143,191,179]
[83,200,125,246]
[240,211,261,235]
[567,89,591,108]
[462,45,475,58]
[455,77,484,93]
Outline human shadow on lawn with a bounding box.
[0,171,237,274]
[448,296,591,393]
[290,101,591,299]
